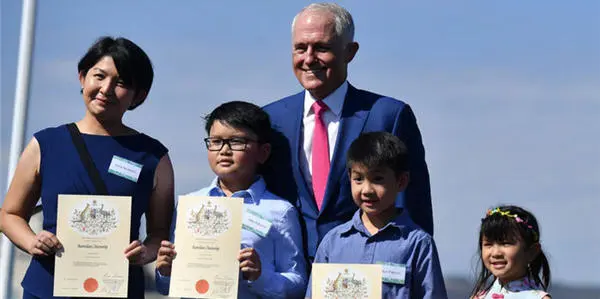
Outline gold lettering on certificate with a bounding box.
[192,244,220,251]
[77,244,109,249]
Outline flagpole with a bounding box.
[0,0,37,298]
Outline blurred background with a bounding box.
[2,1,599,298]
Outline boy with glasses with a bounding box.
[155,101,307,298]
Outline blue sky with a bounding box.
[2,0,599,287]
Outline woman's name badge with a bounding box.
[242,208,272,237]
[378,262,406,285]
[108,156,142,182]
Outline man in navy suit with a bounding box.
[262,3,433,261]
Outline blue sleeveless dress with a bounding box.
[21,124,168,299]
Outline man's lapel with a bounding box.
[284,92,319,214]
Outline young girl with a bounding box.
[471,205,551,299]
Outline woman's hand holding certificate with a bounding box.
[28,230,63,257]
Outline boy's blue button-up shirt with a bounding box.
[156,177,307,298]
[306,209,447,299]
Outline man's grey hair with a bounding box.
[292,3,355,44]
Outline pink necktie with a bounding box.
[312,101,330,210]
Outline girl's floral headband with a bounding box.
[486,208,539,242]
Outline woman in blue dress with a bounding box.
[0,36,174,299]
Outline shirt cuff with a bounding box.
[155,268,171,295]
[245,269,271,294]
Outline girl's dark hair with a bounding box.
[78,36,154,110]
[471,205,551,297]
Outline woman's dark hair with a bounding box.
[78,36,153,110]
[471,205,551,297]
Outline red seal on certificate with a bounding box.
[83,278,98,293]
[196,279,210,294]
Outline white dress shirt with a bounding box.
[301,81,348,191]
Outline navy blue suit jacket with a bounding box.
[262,84,432,258]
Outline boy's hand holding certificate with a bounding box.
[54,195,131,298]
[169,195,244,299]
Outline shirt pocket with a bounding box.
[382,265,411,299]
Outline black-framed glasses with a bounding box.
[204,137,257,151]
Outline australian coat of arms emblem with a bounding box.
[69,200,118,237]
[323,268,368,299]
[186,200,231,237]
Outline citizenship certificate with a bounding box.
[54,194,131,297]
[169,195,243,298]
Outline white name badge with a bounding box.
[242,208,272,237]
[108,155,143,183]
[378,262,406,285]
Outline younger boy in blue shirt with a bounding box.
[155,101,307,298]
[306,132,447,298]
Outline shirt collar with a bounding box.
[341,208,410,236]
[303,81,348,118]
[206,176,267,205]
[497,276,544,292]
